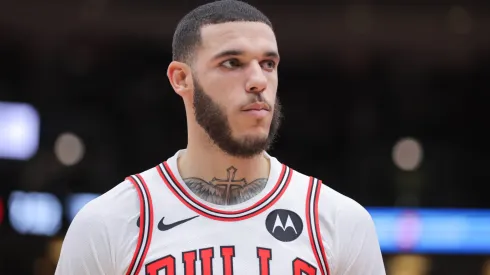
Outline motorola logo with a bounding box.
[265,209,303,242]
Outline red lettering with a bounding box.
[145,247,319,275]
[220,246,235,275]
[293,258,316,275]
[146,255,175,275]
[182,250,197,275]
[257,247,272,275]
[199,247,214,275]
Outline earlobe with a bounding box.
[167,61,192,96]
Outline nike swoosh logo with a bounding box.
[158,216,199,231]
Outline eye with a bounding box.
[221,59,242,69]
[261,60,277,71]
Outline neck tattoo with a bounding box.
[183,166,268,205]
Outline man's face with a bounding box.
[191,21,282,158]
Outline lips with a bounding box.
[242,102,270,112]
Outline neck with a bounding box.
[177,129,270,205]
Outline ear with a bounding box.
[167,61,193,97]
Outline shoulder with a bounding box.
[68,179,141,250]
[315,183,383,274]
[76,163,165,227]
[318,185,386,275]
[78,179,140,222]
[56,180,142,275]
[317,183,372,225]
[284,166,373,233]
[286,164,369,222]
[61,179,142,273]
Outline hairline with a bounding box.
[182,21,275,66]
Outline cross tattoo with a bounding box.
[210,166,247,203]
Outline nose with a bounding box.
[245,61,267,95]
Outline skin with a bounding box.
[167,21,280,205]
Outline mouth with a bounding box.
[241,102,270,119]
[241,102,270,112]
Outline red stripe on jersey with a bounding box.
[125,176,146,275]
[163,162,286,214]
[305,177,322,275]
[125,174,154,275]
[313,181,330,275]
[156,163,293,221]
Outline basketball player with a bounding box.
[55,1,386,274]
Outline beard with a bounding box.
[192,79,282,159]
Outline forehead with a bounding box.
[198,22,278,59]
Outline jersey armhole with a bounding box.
[306,177,331,275]
[125,174,155,275]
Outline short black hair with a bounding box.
[172,0,273,62]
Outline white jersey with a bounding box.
[55,150,385,275]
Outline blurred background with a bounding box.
[1,0,489,274]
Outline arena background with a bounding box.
[1,0,489,274]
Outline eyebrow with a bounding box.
[211,49,280,61]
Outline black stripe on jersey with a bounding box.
[126,174,154,275]
[307,178,330,275]
[156,162,292,221]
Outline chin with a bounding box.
[238,127,270,139]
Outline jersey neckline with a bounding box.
[155,150,293,221]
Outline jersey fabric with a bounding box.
[55,150,386,275]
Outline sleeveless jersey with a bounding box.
[124,151,330,275]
